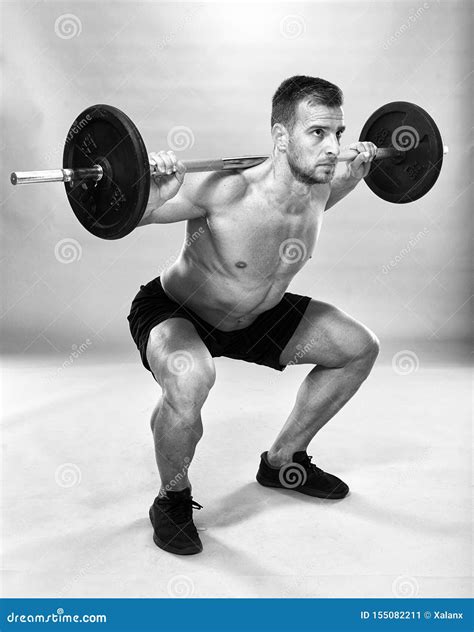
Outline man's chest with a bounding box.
[205,197,325,275]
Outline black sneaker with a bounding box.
[256,450,349,499]
[149,487,203,555]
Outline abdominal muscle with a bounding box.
[161,255,290,331]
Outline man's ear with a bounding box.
[271,123,289,152]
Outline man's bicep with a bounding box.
[139,174,209,225]
[149,192,206,224]
[138,170,242,226]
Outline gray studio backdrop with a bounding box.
[1,1,471,358]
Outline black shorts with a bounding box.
[127,276,311,374]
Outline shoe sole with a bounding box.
[256,474,349,500]
[149,508,203,555]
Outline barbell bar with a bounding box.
[10,147,405,186]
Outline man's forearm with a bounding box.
[325,173,362,211]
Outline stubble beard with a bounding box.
[287,151,333,186]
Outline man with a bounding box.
[128,75,379,555]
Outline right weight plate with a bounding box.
[359,101,444,204]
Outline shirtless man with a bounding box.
[127,75,379,555]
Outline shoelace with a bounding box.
[300,455,325,477]
[162,497,203,524]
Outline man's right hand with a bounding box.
[148,150,186,209]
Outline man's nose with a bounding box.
[324,136,340,159]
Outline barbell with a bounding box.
[10,101,447,240]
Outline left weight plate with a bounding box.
[63,104,150,239]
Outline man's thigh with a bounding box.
[146,317,216,386]
[278,299,378,368]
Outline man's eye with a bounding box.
[312,129,323,136]
[336,131,344,139]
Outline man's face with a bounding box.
[285,100,345,185]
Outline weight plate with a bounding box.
[359,101,444,203]
[63,104,150,239]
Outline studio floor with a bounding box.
[1,345,471,599]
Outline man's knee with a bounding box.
[162,362,216,414]
[146,319,216,413]
[351,329,380,376]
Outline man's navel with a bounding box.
[235,261,247,268]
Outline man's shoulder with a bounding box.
[183,170,248,213]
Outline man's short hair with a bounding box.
[271,75,343,129]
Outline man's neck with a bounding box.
[255,154,328,213]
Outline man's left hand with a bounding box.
[345,141,377,180]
